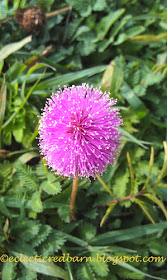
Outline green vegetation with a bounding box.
[1,0,167,279]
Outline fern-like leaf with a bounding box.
[31,225,52,247]
[38,231,66,256]
[2,261,16,280]
[76,263,96,280]
[143,72,164,87]
[79,222,96,241]
[36,161,47,180]
[65,0,93,14]
[90,252,109,277]
[31,191,43,213]
[15,161,39,190]
[20,265,37,280]
[11,219,40,242]
[57,206,71,223]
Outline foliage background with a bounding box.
[0,0,167,279]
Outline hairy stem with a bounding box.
[70,174,78,220]
[101,185,155,206]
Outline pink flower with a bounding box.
[38,84,122,178]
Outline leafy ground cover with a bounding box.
[0,0,167,279]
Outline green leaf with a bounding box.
[4,196,68,210]
[90,252,109,276]
[2,260,16,280]
[20,266,37,280]
[39,231,66,255]
[114,26,145,45]
[91,248,166,280]
[143,72,163,87]
[41,173,62,195]
[12,252,70,280]
[0,0,9,20]
[17,152,39,164]
[20,63,50,99]
[113,171,129,199]
[0,60,4,75]
[126,26,146,38]
[143,147,154,189]
[100,57,124,94]
[31,225,52,247]
[97,9,125,41]
[154,141,167,184]
[13,0,21,10]
[109,60,124,94]
[77,263,96,280]
[0,36,32,61]
[126,152,134,194]
[121,83,147,119]
[144,193,167,219]
[148,239,167,256]
[93,0,107,11]
[13,127,23,143]
[26,125,39,148]
[38,0,55,9]
[134,198,156,224]
[100,204,116,227]
[79,222,96,241]
[120,128,152,148]
[98,15,132,52]
[31,192,43,213]
[100,61,115,92]
[0,199,11,218]
[5,61,26,82]
[12,219,40,242]
[15,161,39,190]
[78,39,96,56]
[72,26,90,40]
[2,69,46,129]
[156,183,167,187]
[96,173,114,196]
[35,65,107,91]
[62,247,74,280]
[89,221,167,246]
[59,231,88,248]
[57,206,71,223]
[0,77,6,129]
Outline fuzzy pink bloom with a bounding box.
[38,84,122,178]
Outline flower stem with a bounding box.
[70,174,78,220]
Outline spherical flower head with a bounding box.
[38,84,122,178]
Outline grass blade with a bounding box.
[12,252,70,280]
[0,36,32,61]
[34,65,107,91]
[89,221,167,245]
